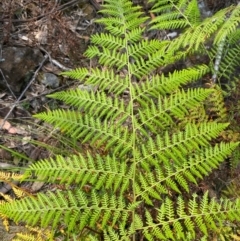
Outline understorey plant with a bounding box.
[0,0,240,240]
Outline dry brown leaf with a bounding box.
[0,119,11,131]
[7,127,18,134]
[0,119,18,134]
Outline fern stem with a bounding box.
[124,9,137,241]
[128,38,137,241]
[212,36,226,83]
[170,0,193,28]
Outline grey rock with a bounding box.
[39,72,60,88]
[0,47,43,93]
[78,84,97,92]
[0,223,28,241]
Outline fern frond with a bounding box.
[204,85,227,121]
[35,110,131,156]
[12,186,31,199]
[214,225,240,241]
[23,153,132,193]
[91,33,126,51]
[214,5,240,45]
[172,7,230,50]
[209,31,240,82]
[1,0,239,240]
[87,46,128,70]
[0,190,131,234]
[141,192,240,240]
[1,215,9,232]
[133,65,209,101]
[12,226,52,241]
[140,122,230,166]
[48,89,129,123]
[0,171,23,182]
[129,46,187,79]
[0,193,13,203]
[150,0,201,29]
[61,67,88,80]
[218,45,240,80]
[61,68,128,95]
[97,0,148,38]
[128,39,167,59]
[137,88,213,133]
[137,140,238,205]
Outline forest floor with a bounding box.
[0,1,103,239]
[0,0,240,240]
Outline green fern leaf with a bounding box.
[150,0,201,29]
[1,0,240,240]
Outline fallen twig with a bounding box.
[0,69,17,99]
[0,54,48,130]
[0,0,80,23]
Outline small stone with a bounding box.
[0,47,43,93]
[78,84,97,92]
[31,181,45,192]
[39,72,60,88]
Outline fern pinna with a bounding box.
[0,0,240,240]
[150,0,240,84]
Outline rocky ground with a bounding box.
[0,0,103,239]
[0,2,102,153]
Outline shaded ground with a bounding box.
[0,1,100,153]
[0,1,102,239]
